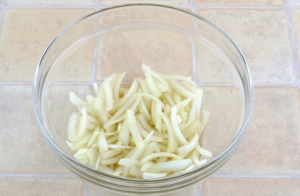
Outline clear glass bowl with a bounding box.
[33,4,254,195]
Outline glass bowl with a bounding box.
[33,4,254,195]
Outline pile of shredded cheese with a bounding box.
[67,64,212,179]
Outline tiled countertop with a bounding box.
[1,0,300,195]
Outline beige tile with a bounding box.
[87,181,200,196]
[202,178,300,196]
[163,184,201,196]
[196,9,296,84]
[0,85,71,173]
[194,0,284,6]
[289,0,300,5]
[216,87,300,175]
[200,86,244,156]
[292,9,300,72]
[0,177,84,196]
[46,85,92,155]
[87,182,119,196]
[6,0,96,5]
[195,40,235,83]
[0,8,94,82]
[51,37,96,83]
[6,0,95,5]
[97,27,193,81]
[100,0,190,6]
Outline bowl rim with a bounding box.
[33,3,255,183]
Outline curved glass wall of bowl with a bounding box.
[34,4,254,195]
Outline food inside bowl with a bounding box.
[66,64,212,179]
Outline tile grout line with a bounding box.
[194,5,284,9]
[0,2,4,34]
[285,6,300,85]
[3,3,300,10]
[211,174,300,179]
[0,173,77,178]
[1,4,96,9]
[285,0,290,5]
[189,7,201,84]
[199,181,204,196]
[2,173,300,179]
[83,181,88,196]
[197,82,300,87]
[0,81,33,85]
[95,0,102,10]
[188,36,198,83]
[51,81,91,86]
[0,4,198,9]
[189,0,194,7]
[254,82,299,87]
[1,81,299,87]
[190,4,197,11]
[90,37,101,85]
